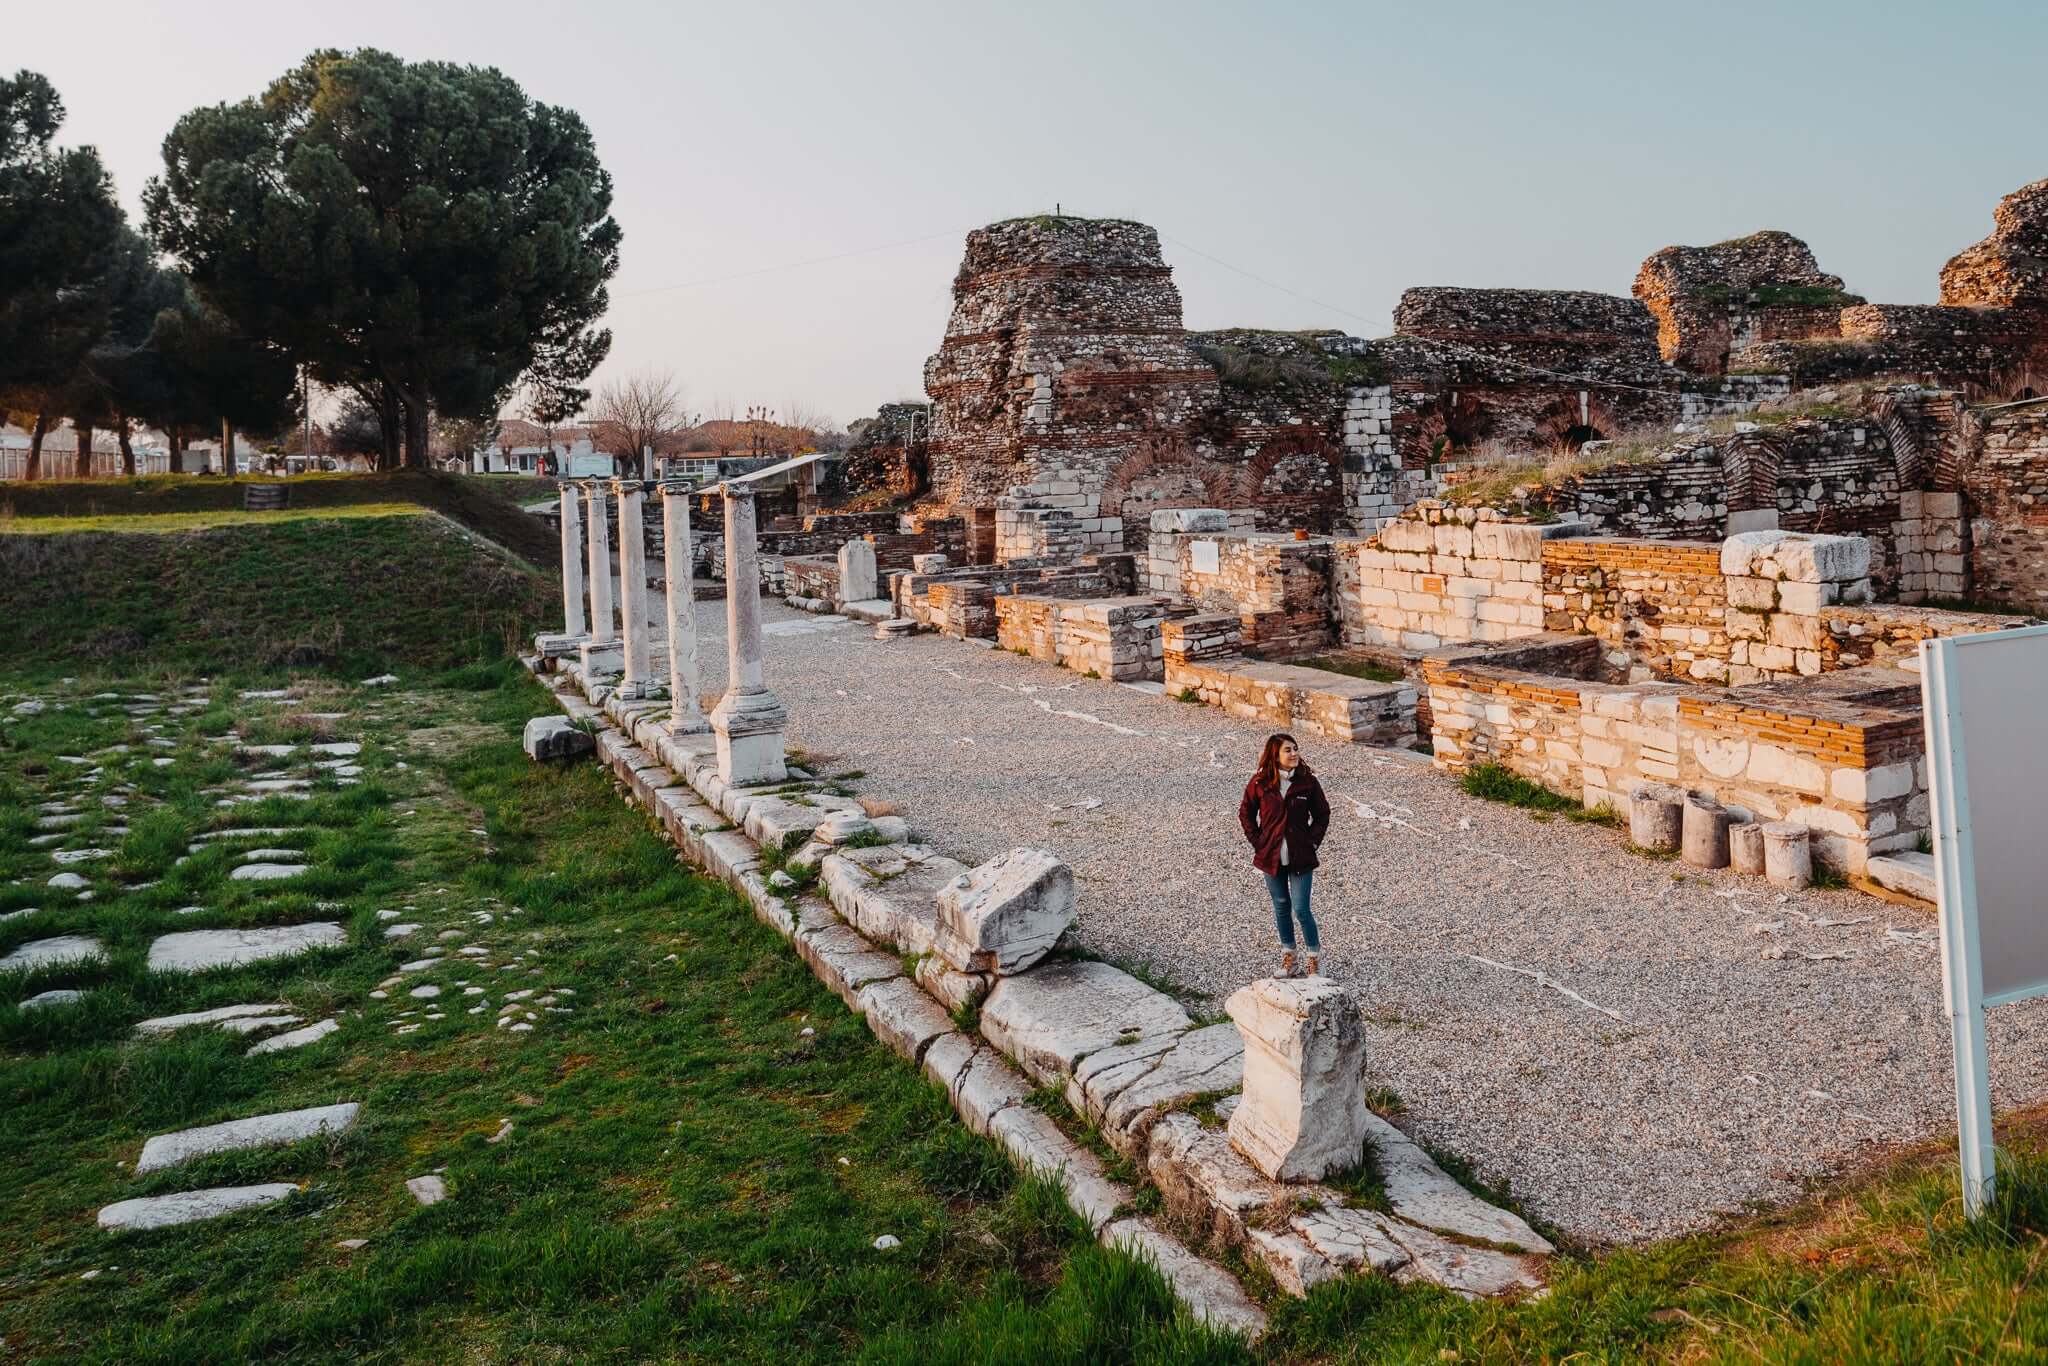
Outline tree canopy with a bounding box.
[0,70,125,433]
[144,48,621,468]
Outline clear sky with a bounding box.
[14,0,2047,427]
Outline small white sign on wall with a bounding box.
[1189,539,1220,576]
[1922,621,2048,1216]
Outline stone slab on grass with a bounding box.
[980,959,1192,1087]
[987,1102,1130,1233]
[228,863,311,882]
[952,1046,1036,1136]
[1083,1022,1244,1155]
[135,1003,294,1036]
[793,924,901,1011]
[1100,1216,1268,1340]
[1366,1111,1553,1253]
[1384,1217,1548,1299]
[21,988,85,1011]
[147,923,346,974]
[99,1184,300,1231]
[523,716,594,762]
[1290,1207,1413,1276]
[136,1101,360,1174]
[248,1018,341,1055]
[1145,1111,1291,1246]
[856,976,957,1064]
[0,935,106,973]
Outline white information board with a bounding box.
[1921,621,2048,1215]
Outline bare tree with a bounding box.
[590,368,684,477]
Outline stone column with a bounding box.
[558,485,587,638]
[613,479,653,698]
[709,484,787,784]
[661,482,708,735]
[583,482,615,645]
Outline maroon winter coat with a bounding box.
[1238,766,1331,875]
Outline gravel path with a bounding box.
[710,601,2048,1244]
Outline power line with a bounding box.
[612,227,971,300]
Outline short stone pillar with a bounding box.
[912,553,948,575]
[660,482,708,735]
[1225,976,1370,1182]
[1628,783,1683,853]
[931,848,1075,976]
[709,484,787,785]
[1730,821,1766,876]
[837,539,879,605]
[558,485,587,639]
[1762,822,1813,890]
[583,482,615,645]
[613,479,654,698]
[1681,795,1731,869]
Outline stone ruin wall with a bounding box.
[1632,231,1857,375]
[1961,408,2048,613]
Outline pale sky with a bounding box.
[15,0,2047,428]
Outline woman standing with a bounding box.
[1238,732,1331,977]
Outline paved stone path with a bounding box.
[722,598,2048,1244]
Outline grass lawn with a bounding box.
[0,472,564,567]
[0,514,555,679]
[0,638,2044,1359]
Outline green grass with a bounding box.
[0,503,427,535]
[0,513,555,678]
[0,671,1245,1363]
[0,471,562,567]
[1457,762,1623,828]
[1291,655,1404,686]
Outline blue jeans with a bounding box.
[1262,868,1319,953]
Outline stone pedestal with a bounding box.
[1225,976,1370,1182]
[838,538,879,604]
[1762,822,1813,890]
[613,480,653,699]
[661,482,708,735]
[1628,783,1683,853]
[1730,821,1767,876]
[1681,795,1731,869]
[583,482,615,646]
[558,484,588,639]
[709,484,787,785]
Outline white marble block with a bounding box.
[1226,976,1370,1182]
[931,847,1076,975]
[837,539,879,604]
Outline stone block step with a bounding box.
[100,1183,300,1231]
[136,1102,360,1173]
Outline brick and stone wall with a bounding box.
[1539,539,1730,681]
[1175,533,1336,658]
[995,594,1173,682]
[1338,504,1554,652]
[1422,647,1929,874]
[1632,231,1857,375]
[1961,408,2048,613]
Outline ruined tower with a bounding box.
[921,217,1223,540]
[1632,231,1857,375]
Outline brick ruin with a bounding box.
[751,179,2048,891]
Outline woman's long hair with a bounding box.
[1254,732,1307,790]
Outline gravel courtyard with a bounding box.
[717,600,2048,1245]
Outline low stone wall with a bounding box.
[1339,504,1558,651]
[1423,648,1929,873]
[1966,408,2048,614]
[1540,539,1729,681]
[1820,601,2039,669]
[897,557,1139,631]
[1177,533,1335,658]
[995,467,1125,563]
[995,593,1174,681]
[783,555,840,604]
[1166,651,1419,747]
[1145,507,1257,597]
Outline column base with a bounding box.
[535,631,588,660]
[579,639,624,681]
[710,689,787,786]
[666,714,712,738]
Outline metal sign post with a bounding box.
[1921,622,2048,1217]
